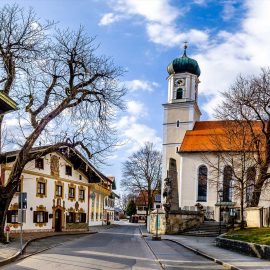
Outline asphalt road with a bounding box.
[2,224,226,270]
[2,224,161,270]
[146,238,226,270]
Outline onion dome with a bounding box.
[167,43,201,76]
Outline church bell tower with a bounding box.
[162,43,201,205]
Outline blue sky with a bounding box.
[3,0,270,192]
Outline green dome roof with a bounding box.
[167,49,201,76]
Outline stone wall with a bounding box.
[149,209,203,235]
[65,223,88,231]
[165,210,203,234]
[216,236,270,259]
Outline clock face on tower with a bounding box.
[174,78,185,87]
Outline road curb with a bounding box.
[0,231,97,267]
[139,226,165,270]
[164,238,242,270]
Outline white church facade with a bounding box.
[162,45,270,225]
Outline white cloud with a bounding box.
[99,13,123,26]
[125,79,159,92]
[100,0,209,47]
[193,0,270,117]
[222,1,237,21]
[106,0,179,25]
[123,123,162,152]
[127,100,147,116]
[115,99,162,153]
[193,0,206,4]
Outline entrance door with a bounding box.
[55,209,62,232]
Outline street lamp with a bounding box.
[218,189,223,235]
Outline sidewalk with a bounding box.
[140,225,270,270]
[0,224,117,266]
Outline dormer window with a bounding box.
[35,158,44,170]
[65,165,72,176]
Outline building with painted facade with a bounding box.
[1,146,116,232]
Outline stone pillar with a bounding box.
[246,207,263,227]
[149,209,166,235]
[168,158,179,211]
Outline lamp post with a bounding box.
[218,189,223,235]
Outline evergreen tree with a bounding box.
[126,199,137,216]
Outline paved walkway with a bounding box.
[140,225,270,270]
[0,224,117,265]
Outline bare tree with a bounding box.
[202,121,259,228]
[116,193,131,212]
[121,142,162,217]
[0,5,126,239]
[216,68,270,207]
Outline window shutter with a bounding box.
[44,212,48,223]
[33,211,37,223]
[6,211,11,223]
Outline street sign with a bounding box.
[18,192,27,209]
[156,215,160,229]
[18,209,26,223]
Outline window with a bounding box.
[176,88,183,99]
[79,189,85,201]
[16,179,21,193]
[33,211,48,223]
[246,167,256,205]
[79,175,82,180]
[197,165,207,202]
[35,158,44,170]
[223,166,233,202]
[36,178,47,198]
[68,187,75,199]
[91,212,94,220]
[79,213,86,223]
[176,120,180,127]
[67,212,76,223]
[7,210,18,223]
[65,165,72,176]
[55,185,63,197]
[37,182,46,195]
[96,213,98,220]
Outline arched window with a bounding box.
[197,165,207,202]
[246,167,256,205]
[176,88,183,99]
[223,166,233,202]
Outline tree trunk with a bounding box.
[250,178,265,207]
[0,186,14,241]
[240,187,245,229]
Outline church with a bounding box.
[162,44,270,227]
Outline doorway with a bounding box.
[55,209,62,232]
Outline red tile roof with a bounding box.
[179,120,263,153]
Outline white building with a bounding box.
[162,45,270,224]
[2,146,115,232]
